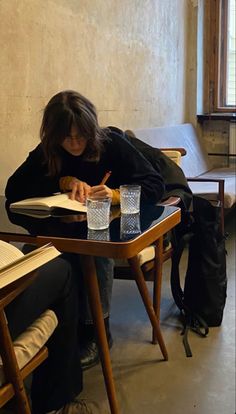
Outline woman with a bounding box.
[5,90,165,369]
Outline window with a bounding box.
[205,0,236,113]
[225,0,236,105]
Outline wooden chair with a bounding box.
[114,149,185,344]
[0,272,58,414]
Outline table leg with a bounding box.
[80,255,120,414]
[128,253,168,361]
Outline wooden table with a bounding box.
[0,197,181,414]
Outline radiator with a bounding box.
[229,122,236,164]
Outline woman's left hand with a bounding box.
[70,179,91,202]
[88,185,113,199]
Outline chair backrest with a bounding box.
[125,128,185,168]
[133,123,212,177]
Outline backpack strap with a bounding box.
[171,231,209,357]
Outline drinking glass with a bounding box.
[120,185,141,214]
[86,197,111,230]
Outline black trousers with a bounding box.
[5,257,82,414]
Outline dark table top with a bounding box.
[0,196,181,258]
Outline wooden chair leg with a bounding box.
[152,236,164,344]
[128,255,168,361]
[0,310,31,414]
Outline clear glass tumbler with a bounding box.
[120,185,141,214]
[86,197,111,230]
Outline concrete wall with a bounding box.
[0,0,192,195]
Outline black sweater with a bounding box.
[5,128,165,204]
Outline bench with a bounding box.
[132,123,236,232]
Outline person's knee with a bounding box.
[34,257,74,301]
[50,257,74,294]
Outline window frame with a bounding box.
[204,0,236,113]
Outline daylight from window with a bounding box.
[227,0,236,106]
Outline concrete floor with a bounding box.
[81,211,235,414]
[1,211,235,414]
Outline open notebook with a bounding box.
[0,241,61,289]
[10,193,87,214]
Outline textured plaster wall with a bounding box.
[0,0,189,195]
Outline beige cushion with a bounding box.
[115,243,171,268]
[0,309,58,386]
[161,150,182,166]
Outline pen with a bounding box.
[100,171,112,185]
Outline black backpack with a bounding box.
[171,196,227,356]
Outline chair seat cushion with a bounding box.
[115,242,171,268]
[0,309,58,386]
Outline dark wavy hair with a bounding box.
[40,90,108,176]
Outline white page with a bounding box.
[0,241,23,268]
[0,243,61,289]
[54,198,87,212]
[10,193,69,208]
[10,193,87,212]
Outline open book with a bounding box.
[0,241,61,289]
[10,193,87,214]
